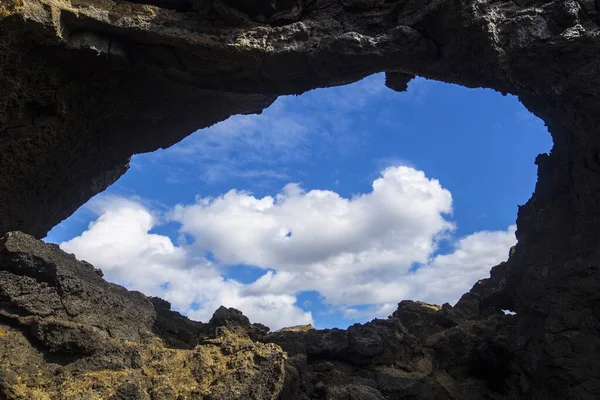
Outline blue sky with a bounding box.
[45,74,551,330]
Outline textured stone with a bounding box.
[3,0,593,239]
[264,300,517,399]
[1,0,600,398]
[0,232,286,399]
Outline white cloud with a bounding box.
[58,166,515,329]
[171,166,453,273]
[406,226,516,306]
[60,198,312,331]
[320,225,516,321]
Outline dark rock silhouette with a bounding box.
[1,0,600,398]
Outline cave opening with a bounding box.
[43,73,551,331]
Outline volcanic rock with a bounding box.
[1,0,600,398]
[0,232,286,399]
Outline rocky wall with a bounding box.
[1,0,600,398]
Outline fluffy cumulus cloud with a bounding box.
[407,227,516,305]
[171,166,453,272]
[60,197,313,330]
[60,166,516,329]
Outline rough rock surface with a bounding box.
[1,231,522,400]
[0,232,286,399]
[2,0,600,399]
[265,300,517,399]
[2,0,599,240]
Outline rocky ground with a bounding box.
[0,232,286,399]
[2,0,600,398]
[1,231,523,399]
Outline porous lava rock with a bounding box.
[0,232,286,399]
[2,0,600,398]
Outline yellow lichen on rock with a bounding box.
[0,0,23,17]
[0,325,286,399]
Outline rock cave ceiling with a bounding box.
[1,0,600,398]
[2,0,600,240]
